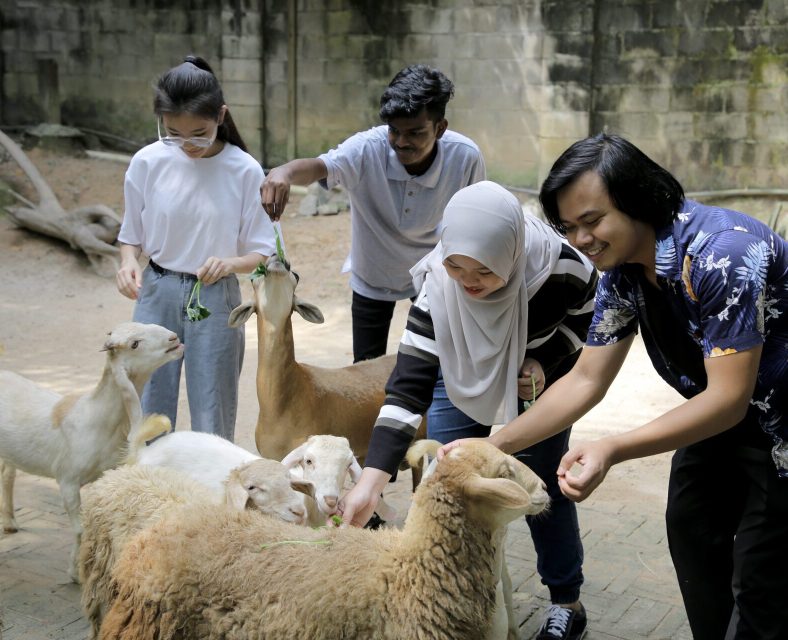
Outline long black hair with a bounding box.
[539,133,685,232]
[154,55,247,152]
[378,64,455,123]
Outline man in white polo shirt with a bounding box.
[261,64,486,362]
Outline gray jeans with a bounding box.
[133,266,244,440]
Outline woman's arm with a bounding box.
[116,244,143,300]
[559,344,762,501]
[196,252,269,285]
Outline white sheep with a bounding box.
[98,440,550,640]
[0,321,183,581]
[281,434,396,522]
[228,255,426,465]
[79,456,315,640]
[124,414,315,521]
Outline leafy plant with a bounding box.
[250,262,267,281]
[186,280,211,322]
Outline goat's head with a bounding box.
[228,255,324,330]
[281,435,362,515]
[101,322,183,375]
[429,440,550,529]
[225,458,316,525]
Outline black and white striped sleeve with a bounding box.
[364,290,440,475]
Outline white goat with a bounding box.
[228,255,426,464]
[0,321,182,581]
[99,441,550,640]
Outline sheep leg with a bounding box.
[1,460,19,532]
[501,557,517,640]
[58,479,83,583]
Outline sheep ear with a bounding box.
[348,457,363,483]
[228,301,255,328]
[293,297,325,324]
[463,475,533,511]
[290,479,316,499]
[226,478,251,510]
[281,443,307,468]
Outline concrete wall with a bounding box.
[1,0,786,189]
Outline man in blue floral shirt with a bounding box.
[440,134,787,640]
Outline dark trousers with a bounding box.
[666,437,788,640]
[351,291,397,363]
[427,371,584,604]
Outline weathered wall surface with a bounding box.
[0,0,266,158]
[1,0,786,189]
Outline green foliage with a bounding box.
[186,280,211,322]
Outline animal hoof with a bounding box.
[2,524,19,533]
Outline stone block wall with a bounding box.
[1,0,785,188]
[0,0,266,159]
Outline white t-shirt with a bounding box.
[119,141,275,274]
[319,126,486,300]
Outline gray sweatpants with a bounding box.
[133,266,244,441]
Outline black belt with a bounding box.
[149,260,196,279]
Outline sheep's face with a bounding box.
[443,441,550,529]
[229,459,315,525]
[102,322,183,374]
[282,436,359,515]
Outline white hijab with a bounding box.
[411,181,564,425]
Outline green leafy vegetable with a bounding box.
[250,262,267,281]
[330,514,343,527]
[274,225,287,263]
[186,280,211,322]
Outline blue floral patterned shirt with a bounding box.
[586,200,788,476]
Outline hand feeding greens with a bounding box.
[250,224,287,282]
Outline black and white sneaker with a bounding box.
[535,603,587,640]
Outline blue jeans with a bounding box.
[427,370,584,604]
[133,266,244,441]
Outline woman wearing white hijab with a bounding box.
[341,181,597,640]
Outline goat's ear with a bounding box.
[293,297,325,324]
[228,301,255,328]
[290,478,316,499]
[225,477,251,510]
[463,475,532,511]
[281,443,307,468]
[348,457,363,483]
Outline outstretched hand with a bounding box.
[336,467,390,528]
[557,439,615,502]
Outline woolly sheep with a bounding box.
[227,255,426,465]
[405,439,521,640]
[125,416,318,526]
[0,321,182,582]
[99,440,550,640]
[79,457,314,640]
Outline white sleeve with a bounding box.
[318,131,367,191]
[117,161,145,246]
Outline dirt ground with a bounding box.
[0,144,687,496]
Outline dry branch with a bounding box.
[0,128,121,277]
